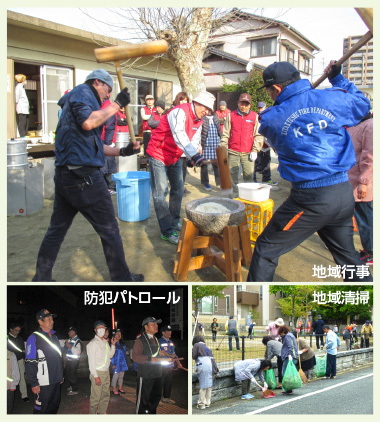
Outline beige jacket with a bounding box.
[87,336,115,378]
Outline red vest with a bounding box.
[113,110,129,143]
[147,103,202,166]
[216,108,231,133]
[142,106,156,131]
[228,109,258,153]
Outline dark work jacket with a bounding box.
[314,319,325,334]
[136,333,162,379]
[55,84,105,167]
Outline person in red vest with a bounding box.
[220,93,264,196]
[112,107,129,144]
[141,94,156,155]
[147,99,166,132]
[215,101,231,133]
[147,91,215,245]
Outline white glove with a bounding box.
[263,382,268,390]
[249,152,257,162]
[288,354,292,361]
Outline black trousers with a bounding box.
[248,181,373,282]
[7,390,15,414]
[241,379,251,395]
[16,113,29,137]
[136,377,161,414]
[316,334,325,349]
[32,168,132,281]
[161,366,173,398]
[277,356,283,383]
[33,383,61,414]
[253,149,271,182]
[65,359,80,391]
[143,132,151,156]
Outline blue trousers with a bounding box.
[148,155,183,236]
[248,181,373,282]
[325,354,337,377]
[354,201,373,253]
[32,168,132,281]
[228,329,240,351]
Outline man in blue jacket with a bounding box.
[31,69,143,282]
[25,309,63,414]
[248,61,372,282]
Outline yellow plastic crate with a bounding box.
[235,198,274,248]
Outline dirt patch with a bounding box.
[7,160,367,282]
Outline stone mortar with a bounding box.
[185,197,246,235]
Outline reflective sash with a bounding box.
[7,377,13,382]
[34,332,62,357]
[7,336,23,353]
[96,341,109,370]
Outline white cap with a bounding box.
[275,318,285,326]
[193,91,215,111]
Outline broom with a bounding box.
[215,334,225,351]
[296,332,309,383]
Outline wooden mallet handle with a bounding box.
[312,8,373,89]
[94,40,169,144]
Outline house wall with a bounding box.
[8,23,179,87]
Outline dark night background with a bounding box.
[7,286,187,343]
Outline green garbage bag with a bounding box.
[265,368,277,390]
[315,354,327,377]
[282,359,303,391]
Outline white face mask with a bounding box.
[97,328,105,337]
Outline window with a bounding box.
[251,37,277,57]
[200,297,213,314]
[300,56,311,75]
[214,297,218,312]
[287,48,296,66]
[226,295,231,315]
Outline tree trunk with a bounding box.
[165,8,213,98]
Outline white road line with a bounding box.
[245,373,373,415]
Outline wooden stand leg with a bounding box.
[223,225,242,282]
[173,218,197,281]
[239,215,253,267]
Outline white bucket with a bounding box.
[237,183,271,202]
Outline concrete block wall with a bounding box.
[192,348,373,406]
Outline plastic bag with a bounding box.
[315,354,327,377]
[265,368,277,390]
[282,359,303,391]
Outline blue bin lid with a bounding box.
[112,171,150,182]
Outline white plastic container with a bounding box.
[237,183,271,202]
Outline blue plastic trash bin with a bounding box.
[112,171,151,222]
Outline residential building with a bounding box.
[203,9,320,107]
[342,35,373,107]
[194,285,285,331]
[7,11,180,139]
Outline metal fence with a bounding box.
[192,332,373,372]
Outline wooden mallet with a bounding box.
[312,8,373,88]
[94,40,169,143]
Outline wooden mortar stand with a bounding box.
[173,215,252,282]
